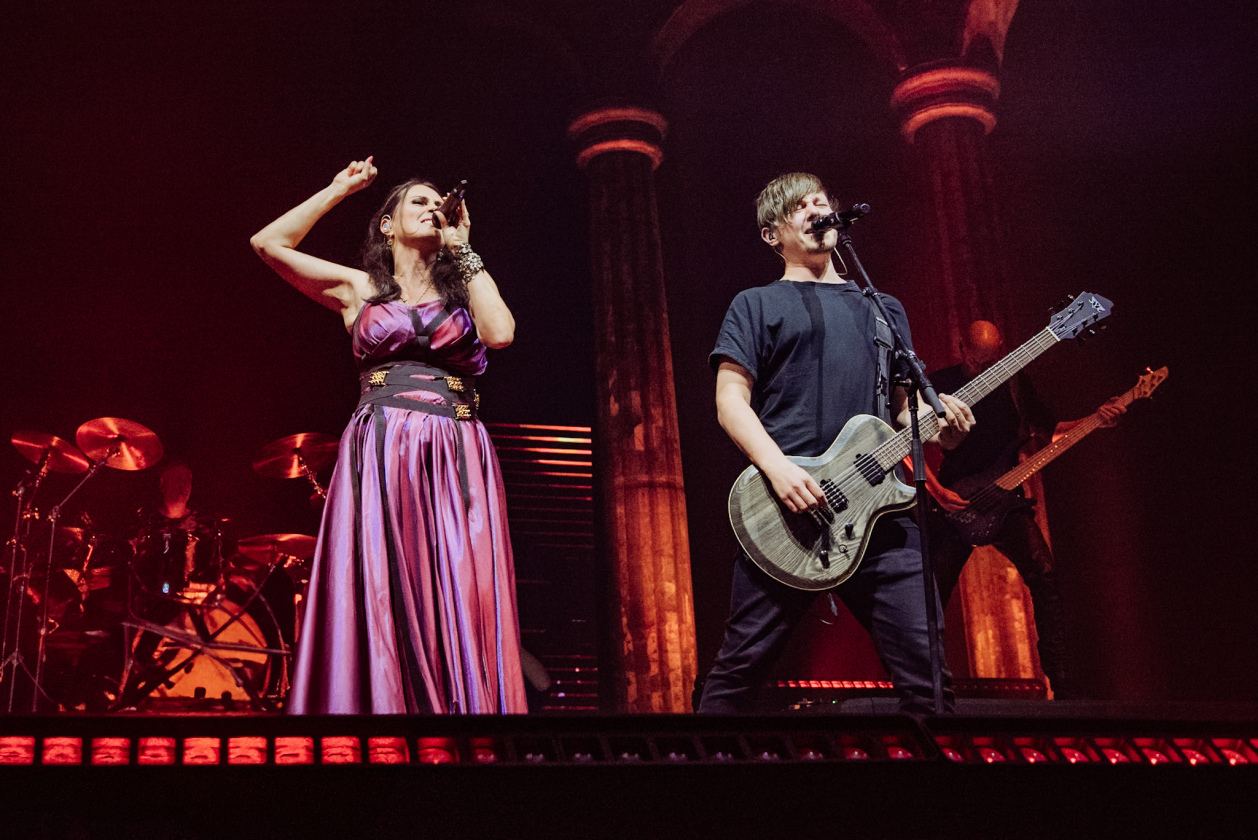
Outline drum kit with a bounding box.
[1,418,339,713]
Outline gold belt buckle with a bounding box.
[368,369,387,387]
[454,404,473,421]
[445,376,465,392]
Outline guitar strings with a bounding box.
[820,329,1059,512]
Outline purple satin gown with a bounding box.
[288,300,527,714]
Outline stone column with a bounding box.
[568,106,698,713]
[892,64,1045,686]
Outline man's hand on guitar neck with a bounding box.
[893,390,976,450]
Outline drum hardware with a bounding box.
[110,531,293,711]
[237,533,315,650]
[252,433,338,502]
[3,432,91,711]
[131,513,230,604]
[2,418,161,711]
[237,533,317,568]
[116,611,289,711]
[5,420,319,713]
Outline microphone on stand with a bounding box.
[809,203,871,233]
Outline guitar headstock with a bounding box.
[1133,366,1169,399]
[1049,292,1113,340]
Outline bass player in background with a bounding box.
[921,320,1124,699]
[697,172,974,715]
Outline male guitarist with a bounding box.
[698,173,974,714]
[922,319,1124,698]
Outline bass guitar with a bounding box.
[943,365,1167,545]
[727,292,1113,591]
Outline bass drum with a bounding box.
[121,553,293,708]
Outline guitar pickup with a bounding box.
[818,479,849,513]
[854,454,885,487]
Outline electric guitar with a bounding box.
[727,292,1113,591]
[943,366,1167,545]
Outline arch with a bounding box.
[650,0,907,78]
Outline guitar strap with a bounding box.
[872,303,895,424]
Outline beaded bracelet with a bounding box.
[452,244,484,283]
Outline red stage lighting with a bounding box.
[91,737,130,765]
[321,736,362,764]
[368,736,410,764]
[275,736,314,765]
[416,736,457,764]
[41,736,82,765]
[183,737,221,765]
[228,736,268,765]
[0,736,35,765]
[1212,738,1256,765]
[470,737,501,764]
[138,737,176,765]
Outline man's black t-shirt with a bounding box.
[931,364,1055,487]
[710,280,913,457]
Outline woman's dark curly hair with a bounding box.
[361,178,469,310]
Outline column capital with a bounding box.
[568,106,668,171]
[891,65,1000,143]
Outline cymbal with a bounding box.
[10,430,90,474]
[75,417,163,471]
[237,533,316,564]
[252,433,338,479]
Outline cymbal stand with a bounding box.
[29,449,112,711]
[1,451,51,712]
[295,450,327,501]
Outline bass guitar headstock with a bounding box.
[1049,292,1113,340]
[1133,365,1169,399]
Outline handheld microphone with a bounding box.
[435,180,468,225]
[809,203,870,233]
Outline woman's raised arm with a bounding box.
[250,158,378,325]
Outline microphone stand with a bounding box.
[828,216,948,716]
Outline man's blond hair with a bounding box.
[755,172,829,234]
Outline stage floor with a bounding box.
[1,701,1255,837]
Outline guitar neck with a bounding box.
[994,382,1142,490]
[872,326,1062,470]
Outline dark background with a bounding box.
[5,1,1256,703]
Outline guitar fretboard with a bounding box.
[871,326,1061,470]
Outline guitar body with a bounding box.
[939,365,1168,546]
[728,415,915,591]
[939,448,1034,546]
[942,483,1034,546]
[724,292,1116,594]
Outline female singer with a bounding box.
[250,157,526,713]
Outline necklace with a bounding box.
[396,276,434,305]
